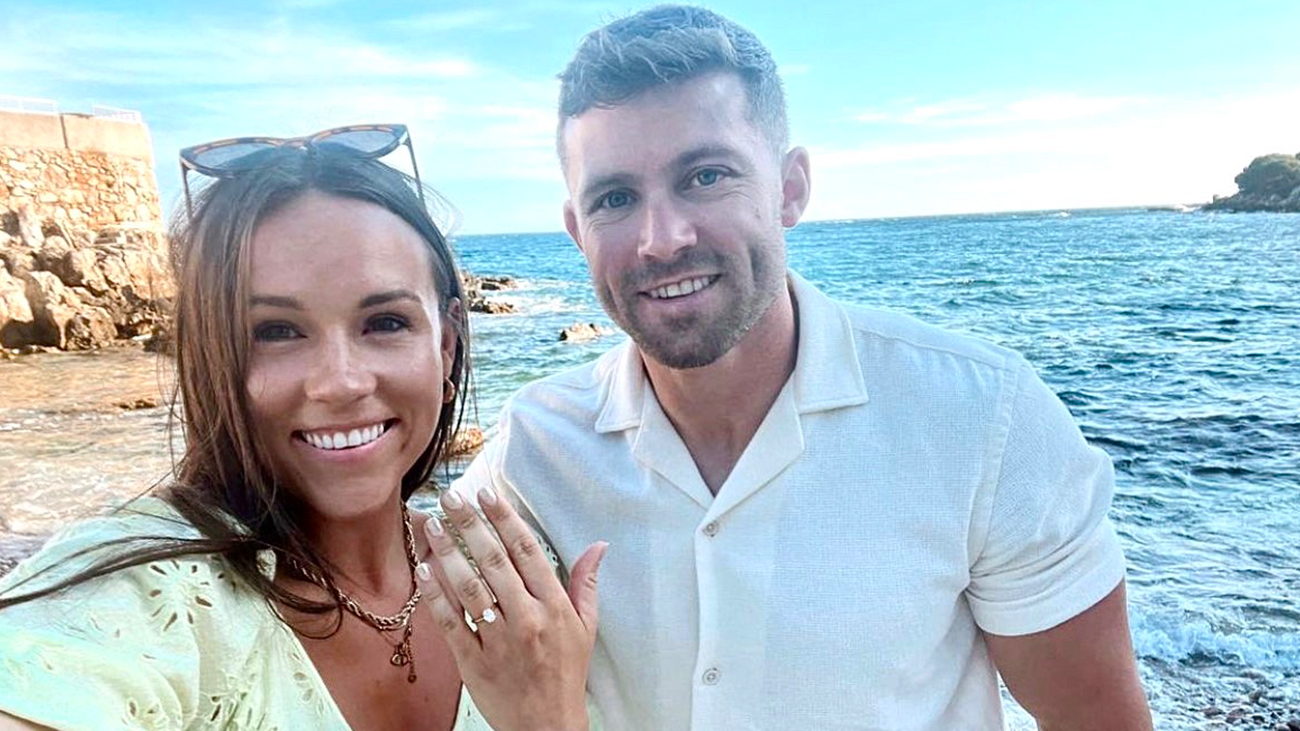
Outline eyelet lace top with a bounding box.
[0,498,492,730]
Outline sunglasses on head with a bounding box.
[178,123,424,217]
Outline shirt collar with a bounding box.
[593,270,868,434]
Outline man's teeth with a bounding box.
[649,276,713,299]
[302,422,388,451]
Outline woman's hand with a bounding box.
[417,487,607,731]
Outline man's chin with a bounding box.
[633,330,733,370]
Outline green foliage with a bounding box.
[1234,153,1300,198]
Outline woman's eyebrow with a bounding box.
[359,289,422,308]
[249,294,302,310]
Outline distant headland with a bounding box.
[1203,152,1300,212]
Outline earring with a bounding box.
[443,377,457,404]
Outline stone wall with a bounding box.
[0,109,161,232]
[0,146,161,231]
[0,109,171,352]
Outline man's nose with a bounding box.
[304,337,375,403]
[636,196,697,261]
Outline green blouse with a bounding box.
[0,498,491,730]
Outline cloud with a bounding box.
[0,9,480,87]
[388,8,504,32]
[855,92,1143,127]
[806,89,1300,221]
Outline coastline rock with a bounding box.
[448,427,485,457]
[24,270,83,348]
[32,234,74,271]
[559,322,611,343]
[462,272,518,315]
[52,247,109,293]
[16,203,43,248]
[64,306,118,349]
[0,265,34,347]
[0,209,173,352]
[1205,152,1300,212]
[468,297,515,314]
[1204,188,1300,213]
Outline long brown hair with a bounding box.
[1,148,471,623]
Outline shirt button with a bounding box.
[702,667,721,685]
[702,521,719,537]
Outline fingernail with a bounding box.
[426,517,444,536]
[478,487,497,507]
[415,562,431,582]
[441,491,463,511]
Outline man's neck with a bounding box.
[643,286,799,495]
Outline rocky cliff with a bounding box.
[0,109,172,352]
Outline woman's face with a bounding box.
[244,190,455,522]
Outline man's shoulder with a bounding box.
[833,298,1023,375]
[498,338,631,429]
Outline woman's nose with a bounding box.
[304,338,376,403]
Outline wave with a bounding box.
[1131,613,1300,670]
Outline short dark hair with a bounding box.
[557,4,788,160]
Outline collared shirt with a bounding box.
[454,272,1126,731]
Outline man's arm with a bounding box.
[985,580,1152,731]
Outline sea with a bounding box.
[1,207,1297,728]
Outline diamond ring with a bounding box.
[470,604,499,627]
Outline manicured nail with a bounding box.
[415,562,431,582]
[441,491,463,511]
[426,517,444,536]
[478,487,498,507]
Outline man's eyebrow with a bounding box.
[359,289,422,308]
[579,172,638,203]
[249,295,302,310]
[675,144,744,169]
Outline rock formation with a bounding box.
[462,273,517,314]
[1204,152,1300,213]
[1,109,172,352]
[559,322,611,342]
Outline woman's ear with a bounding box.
[441,297,462,374]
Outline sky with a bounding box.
[2,0,1298,235]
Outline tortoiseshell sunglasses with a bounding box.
[178,123,424,217]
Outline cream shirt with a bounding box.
[453,271,1127,731]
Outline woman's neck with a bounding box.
[300,497,413,599]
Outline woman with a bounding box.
[0,125,603,730]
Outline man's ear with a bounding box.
[780,146,811,228]
[563,200,585,255]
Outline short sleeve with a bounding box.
[966,360,1127,636]
[0,511,237,730]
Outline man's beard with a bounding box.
[594,244,785,370]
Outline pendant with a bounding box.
[390,644,410,666]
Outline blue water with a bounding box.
[453,208,1300,726]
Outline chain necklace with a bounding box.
[287,502,422,683]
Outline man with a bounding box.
[452,5,1152,729]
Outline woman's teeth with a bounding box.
[649,276,714,299]
[301,422,388,451]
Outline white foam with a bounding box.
[1130,612,1300,670]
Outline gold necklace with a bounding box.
[287,502,422,683]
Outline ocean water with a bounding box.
[1,207,1297,726]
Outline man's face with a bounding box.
[561,72,807,369]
